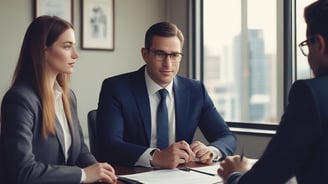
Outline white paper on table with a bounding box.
[189,164,221,176]
[119,167,223,184]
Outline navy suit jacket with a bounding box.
[226,77,328,184]
[0,80,96,184]
[97,65,236,166]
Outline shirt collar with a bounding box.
[144,67,173,97]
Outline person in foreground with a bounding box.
[96,21,236,169]
[217,1,328,183]
[0,16,117,183]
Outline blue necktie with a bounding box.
[157,89,169,149]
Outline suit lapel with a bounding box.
[55,108,78,164]
[67,97,79,164]
[173,77,189,141]
[132,66,152,145]
[67,119,77,164]
[55,117,66,162]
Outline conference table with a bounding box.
[110,160,297,184]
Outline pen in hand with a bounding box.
[240,146,244,161]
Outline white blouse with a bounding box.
[54,82,72,163]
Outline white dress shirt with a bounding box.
[135,68,221,167]
[135,68,175,167]
[54,82,72,163]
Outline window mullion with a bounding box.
[240,0,249,121]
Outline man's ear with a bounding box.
[141,48,148,61]
[44,47,48,57]
[314,34,327,55]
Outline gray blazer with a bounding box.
[0,81,96,184]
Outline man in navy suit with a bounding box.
[97,22,236,168]
[218,1,328,183]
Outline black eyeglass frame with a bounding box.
[298,37,314,56]
[148,49,183,63]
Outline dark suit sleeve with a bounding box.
[229,80,322,184]
[226,172,243,184]
[0,88,83,184]
[97,78,148,166]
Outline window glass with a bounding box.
[203,0,278,123]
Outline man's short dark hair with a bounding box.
[144,22,184,50]
[304,0,328,42]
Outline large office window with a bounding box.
[203,0,278,124]
[202,0,314,128]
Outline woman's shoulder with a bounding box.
[2,81,39,106]
[7,82,36,96]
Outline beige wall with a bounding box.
[0,0,188,137]
[0,0,270,159]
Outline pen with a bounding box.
[180,167,216,176]
[118,176,144,184]
[240,147,244,161]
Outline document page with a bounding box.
[119,165,223,184]
[189,164,220,176]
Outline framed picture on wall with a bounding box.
[81,0,114,51]
[34,0,73,23]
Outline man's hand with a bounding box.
[217,155,252,182]
[190,141,214,165]
[151,140,195,168]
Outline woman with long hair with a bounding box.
[0,15,116,183]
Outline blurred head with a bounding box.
[303,0,328,77]
[141,22,184,87]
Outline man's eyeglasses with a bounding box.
[149,49,183,63]
[298,38,314,56]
